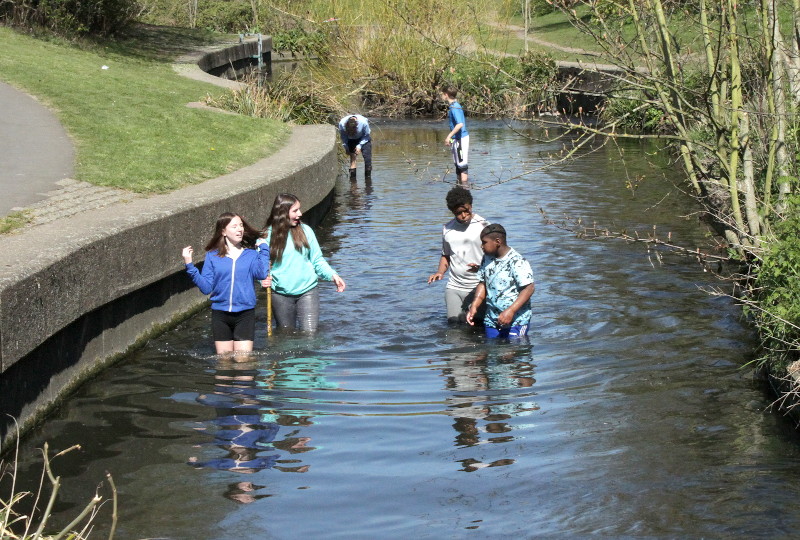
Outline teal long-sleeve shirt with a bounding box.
[267,224,336,295]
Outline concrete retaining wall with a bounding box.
[0,124,337,450]
[173,37,271,89]
[0,39,338,451]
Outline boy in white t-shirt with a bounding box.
[427,186,488,323]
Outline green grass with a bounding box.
[499,8,611,60]
[0,211,33,234]
[0,25,290,193]
[490,4,797,65]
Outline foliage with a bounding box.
[751,197,800,368]
[205,71,344,124]
[272,28,329,58]
[600,69,710,133]
[137,0,558,117]
[600,92,666,132]
[539,1,800,379]
[193,0,252,32]
[448,51,558,117]
[0,0,138,35]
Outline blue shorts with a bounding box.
[484,323,529,339]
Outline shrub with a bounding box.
[1,0,138,35]
[193,0,251,32]
[751,197,800,368]
[204,71,343,124]
[272,28,330,58]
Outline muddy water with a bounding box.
[9,120,800,539]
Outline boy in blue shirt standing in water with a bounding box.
[466,224,535,338]
[441,85,469,185]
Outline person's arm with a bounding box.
[305,225,338,281]
[446,123,463,143]
[466,282,487,326]
[427,254,450,283]
[184,249,215,295]
[358,119,371,148]
[338,120,349,150]
[496,283,534,327]
[250,241,270,281]
[331,274,346,292]
[445,106,465,144]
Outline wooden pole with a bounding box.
[267,286,272,336]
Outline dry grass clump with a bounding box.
[1,440,117,539]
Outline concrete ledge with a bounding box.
[172,36,272,89]
[0,123,337,448]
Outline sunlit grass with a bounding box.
[0,211,33,235]
[0,25,290,193]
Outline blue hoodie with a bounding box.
[185,244,269,312]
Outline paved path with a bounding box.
[0,81,77,217]
[491,21,603,58]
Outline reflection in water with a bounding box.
[440,346,538,470]
[10,120,795,540]
[185,353,333,500]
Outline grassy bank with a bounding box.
[0,24,289,193]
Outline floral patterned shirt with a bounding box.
[477,247,534,328]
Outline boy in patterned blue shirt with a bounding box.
[466,224,535,338]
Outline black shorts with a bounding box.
[211,309,255,342]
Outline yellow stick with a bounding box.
[267,286,272,336]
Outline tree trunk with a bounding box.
[726,0,748,245]
[740,111,762,245]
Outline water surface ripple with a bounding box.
[10,120,800,539]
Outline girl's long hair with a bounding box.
[205,212,261,257]
[265,193,309,263]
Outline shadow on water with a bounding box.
[7,120,800,539]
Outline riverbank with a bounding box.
[0,35,339,452]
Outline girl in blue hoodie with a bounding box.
[261,193,346,332]
[182,212,269,353]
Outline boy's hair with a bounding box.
[480,223,507,243]
[345,116,359,135]
[445,186,472,211]
[441,85,458,99]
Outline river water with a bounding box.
[7,120,800,538]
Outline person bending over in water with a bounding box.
[466,224,534,339]
[338,114,372,180]
[182,213,269,354]
[261,193,346,332]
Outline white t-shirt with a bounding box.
[442,213,489,291]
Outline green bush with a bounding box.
[448,51,557,117]
[194,0,252,32]
[1,0,138,35]
[601,92,666,132]
[507,0,559,17]
[272,28,330,58]
[205,71,343,124]
[752,197,800,368]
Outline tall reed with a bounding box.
[1,436,118,540]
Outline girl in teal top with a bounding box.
[262,193,346,332]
